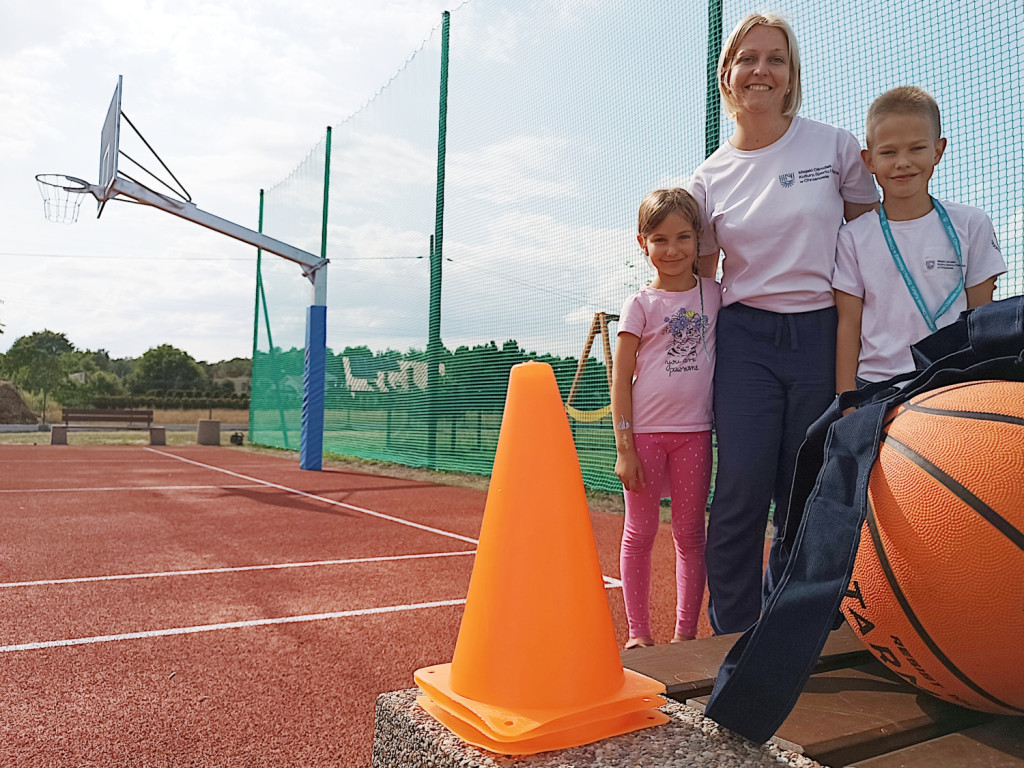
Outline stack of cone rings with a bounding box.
[415,361,668,754]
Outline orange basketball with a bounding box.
[841,379,1024,714]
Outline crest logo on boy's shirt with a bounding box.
[662,308,709,373]
[926,260,935,270]
[778,172,796,189]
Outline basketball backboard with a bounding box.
[97,75,122,216]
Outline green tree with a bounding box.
[0,330,75,423]
[132,345,207,393]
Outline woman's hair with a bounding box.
[866,86,942,145]
[717,11,802,119]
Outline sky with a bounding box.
[3,1,1018,368]
[0,0,458,363]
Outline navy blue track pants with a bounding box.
[706,302,837,634]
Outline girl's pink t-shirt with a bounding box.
[617,278,720,433]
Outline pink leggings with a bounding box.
[620,430,711,639]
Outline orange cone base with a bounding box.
[415,663,666,740]
[417,695,670,756]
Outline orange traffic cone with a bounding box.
[414,361,667,755]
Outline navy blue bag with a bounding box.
[704,296,1024,743]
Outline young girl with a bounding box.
[612,188,721,649]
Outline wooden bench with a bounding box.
[52,409,164,445]
[621,624,1024,767]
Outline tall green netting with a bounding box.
[251,139,328,450]
[251,0,1021,492]
[436,1,708,490]
[319,28,443,467]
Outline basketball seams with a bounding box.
[862,493,1024,713]
[883,435,1024,553]
[902,402,1024,427]
[908,380,1001,409]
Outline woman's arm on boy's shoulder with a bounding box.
[835,290,863,396]
[966,275,997,308]
[611,332,644,492]
[844,200,878,223]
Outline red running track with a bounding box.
[0,444,713,767]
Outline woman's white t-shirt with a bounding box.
[689,116,878,313]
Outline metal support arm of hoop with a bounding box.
[65,174,328,305]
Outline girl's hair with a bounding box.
[718,11,802,120]
[866,86,942,144]
[637,188,703,272]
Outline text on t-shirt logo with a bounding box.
[778,172,796,189]
[797,165,833,184]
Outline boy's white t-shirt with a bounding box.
[689,116,878,313]
[833,201,1007,381]
[617,279,721,433]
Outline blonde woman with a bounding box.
[688,12,878,635]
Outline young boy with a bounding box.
[833,86,1007,392]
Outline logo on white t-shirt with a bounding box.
[778,172,795,189]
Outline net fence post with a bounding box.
[427,11,451,469]
[705,0,723,158]
[299,126,332,471]
[250,189,263,442]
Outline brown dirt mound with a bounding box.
[0,382,39,424]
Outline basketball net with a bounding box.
[35,174,88,224]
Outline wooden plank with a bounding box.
[63,409,154,428]
[688,661,991,767]
[848,717,1024,768]
[63,409,153,416]
[622,623,870,699]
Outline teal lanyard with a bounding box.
[878,197,963,334]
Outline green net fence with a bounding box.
[251,0,1022,494]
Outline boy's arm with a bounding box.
[966,275,997,308]
[835,290,863,395]
[610,332,644,491]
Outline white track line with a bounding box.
[1,581,625,654]
[0,484,258,494]
[0,599,468,653]
[145,448,479,545]
[0,551,476,589]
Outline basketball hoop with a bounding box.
[35,174,98,223]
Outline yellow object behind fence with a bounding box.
[564,311,617,423]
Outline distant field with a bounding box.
[0,409,249,447]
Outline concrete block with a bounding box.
[196,419,220,446]
[50,425,68,445]
[149,426,166,446]
[372,688,825,768]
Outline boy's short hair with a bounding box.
[866,86,942,144]
[718,12,802,120]
[637,188,702,239]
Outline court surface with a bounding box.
[0,444,707,767]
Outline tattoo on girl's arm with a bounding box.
[614,415,632,451]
